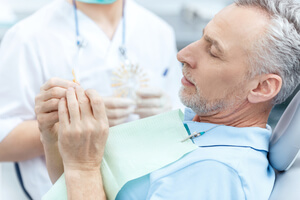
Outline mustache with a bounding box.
[182,65,195,85]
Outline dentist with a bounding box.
[0,0,182,199]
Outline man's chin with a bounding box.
[179,90,227,116]
[179,86,196,96]
[179,90,201,111]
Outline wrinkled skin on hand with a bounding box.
[58,87,109,171]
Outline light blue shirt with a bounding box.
[117,108,275,200]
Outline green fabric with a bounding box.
[43,109,198,200]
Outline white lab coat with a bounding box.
[0,0,182,199]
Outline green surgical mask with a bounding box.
[76,0,117,4]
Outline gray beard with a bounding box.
[179,86,228,116]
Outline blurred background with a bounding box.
[0,0,234,49]
[0,0,298,199]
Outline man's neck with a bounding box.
[67,0,123,40]
[194,101,272,128]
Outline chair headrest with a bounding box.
[269,90,300,171]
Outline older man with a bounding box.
[37,0,300,199]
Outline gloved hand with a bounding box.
[103,97,136,127]
[134,87,172,119]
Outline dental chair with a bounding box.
[269,90,300,200]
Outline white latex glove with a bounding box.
[135,87,172,119]
[103,97,136,127]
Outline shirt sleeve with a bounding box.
[0,25,43,141]
[147,160,246,200]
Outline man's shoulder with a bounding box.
[147,159,245,199]
[150,151,241,181]
[148,144,274,199]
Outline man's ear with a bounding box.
[248,74,282,104]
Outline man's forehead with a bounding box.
[206,4,270,49]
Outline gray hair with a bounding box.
[235,0,300,104]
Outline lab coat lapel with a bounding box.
[105,18,123,65]
[75,7,111,57]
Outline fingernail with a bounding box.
[68,87,74,91]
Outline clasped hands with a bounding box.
[35,78,109,171]
[35,78,171,171]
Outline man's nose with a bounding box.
[177,42,197,69]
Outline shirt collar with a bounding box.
[183,108,272,152]
[184,108,196,121]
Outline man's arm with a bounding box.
[57,87,108,200]
[0,121,43,161]
[35,78,78,183]
[42,141,64,184]
[65,169,105,200]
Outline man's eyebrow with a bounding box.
[203,28,225,55]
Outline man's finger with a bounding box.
[85,89,107,120]
[103,97,135,109]
[58,98,69,127]
[41,77,77,91]
[39,98,60,113]
[66,87,80,123]
[75,86,92,120]
[37,112,59,129]
[42,87,68,101]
